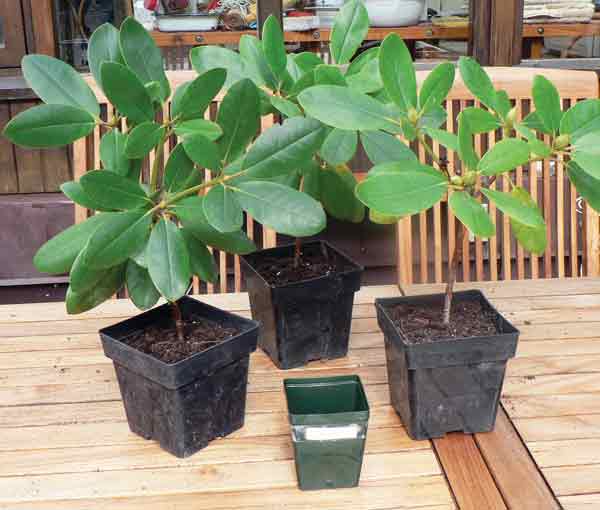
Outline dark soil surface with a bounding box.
[388,300,499,344]
[254,249,338,286]
[122,317,239,364]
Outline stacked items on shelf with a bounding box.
[523,0,595,23]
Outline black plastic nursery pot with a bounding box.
[240,241,363,370]
[100,296,259,458]
[284,375,370,491]
[376,290,519,440]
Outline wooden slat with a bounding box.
[489,132,499,281]
[398,217,413,286]
[0,103,18,193]
[530,157,540,279]
[433,434,507,510]
[502,175,512,281]
[475,408,561,509]
[515,164,526,279]
[543,136,553,278]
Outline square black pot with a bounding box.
[241,241,363,370]
[284,375,370,491]
[100,296,259,458]
[375,290,519,440]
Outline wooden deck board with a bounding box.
[1,279,599,508]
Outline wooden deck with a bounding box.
[0,279,599,509]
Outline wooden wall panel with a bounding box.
[0,0,27,67]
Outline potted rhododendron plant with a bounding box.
[191,10,370,370]
[297,1,600,439]
[3,17,327,457]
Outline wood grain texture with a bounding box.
[1,281,600,508]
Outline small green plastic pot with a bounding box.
[284,375,370,491]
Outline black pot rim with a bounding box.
[100,296,260,370]
[375,289,520,347]
[241,240,364,290]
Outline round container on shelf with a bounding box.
[364,0,425,27]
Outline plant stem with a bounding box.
[294,238,302,268]
[418,134,450,178]
[171,301,185,342]
[443,223,466,325]
[149,133,168,193]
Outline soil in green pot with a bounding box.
[122,318,239,363]
[388,300,500,344]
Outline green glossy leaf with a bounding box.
[481,188,544,227]
[234,181,326,236]
[33,214,109,274]
[190,46,245,88]
[449,191,495,238]
[568,161,600,213]
[101,62,154,124]
[217,78,260,164]
[88,23,123,91]
[262,15,287,80]
[458,57,496,111]
[66,260,125,314]
[314,65,347,86]
[100,130,132,178]
[379,34,417,112]
[560,98,600,141]
[172,196,256,254]
[509,187,547,254]
[320,129,357,166]
[203,184,243,233]
[418,105,447,131]
[298,85,400,132]
[126,259,160,310]
[330,0,369,65]
[242,117,325,179]
[239,35,278,90]
[369,209,400,224]
[346,47,379,76]
[80,170,150,210]
[360,130,417,165]
[302,160,321,201]
[532,75,562,134]
[171,69,226,121]
[3,104,95,148]
[523,111,552,135]
[320,165,365,222]
[22,54,99,117]
[460,107,500,133]
[457,112,479,171]
[164,143,201,193]
[147,217,191,302]
[294,52,324,74]
[119,17,170,101]
[478,139,531,176]
[572,138,600,179]
[174,119,222,141]
[182,134,221,170]
[514,123,553,158]
[494,90,512,119]
[270,95,302,118]
[367,160,429,177]
[356,171,448,216]
[85,210,152,269]
[419,62,455,113]
[346,57,382,94]
[182,229,218,283]
[124,122,165,159]
[289,70,316,97]
[61,181,111,212]
[422,128,459,151]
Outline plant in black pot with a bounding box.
[191,3,375,369]
[298,32,600,438]
[3,18,327,456]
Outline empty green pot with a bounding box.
[284,375,370,491]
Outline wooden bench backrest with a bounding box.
[397,67,600,287]
[75,71,277,295]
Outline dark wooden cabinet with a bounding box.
[0,0,27,68]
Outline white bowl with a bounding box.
[364,0,425,27]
